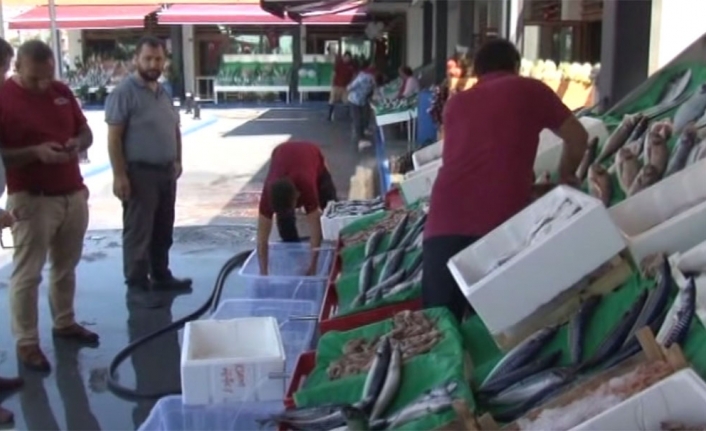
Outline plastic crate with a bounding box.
[317,282,423,334]
[212,299,319,372]
[239,242,335,280]
[138,395,282,431]
[283,351,316,409]
[227,277,327,307]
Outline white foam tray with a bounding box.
[412,140,443,170]
[609,158,706,265]
[399,159,441,205]
[534,116,609,177]
[181,317,286,405]
[448,186,626,347]
[570,369,706,431]
[320,200,384,241]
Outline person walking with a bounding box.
[327,51,356,121]
[347,65,377,151]
[105,36,191,291]
[0,40,98,372]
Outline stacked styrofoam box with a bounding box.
[180,317,286,405]
[609,158,706,265]
[448,186,626,350]
[399,159,442,205]
[570,369,706,431]
[534,117,609,177]
[412,140,443,170]
[320,200,384,241]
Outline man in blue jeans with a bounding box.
[347,65,376,151]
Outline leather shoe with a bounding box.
[151,276,192,290]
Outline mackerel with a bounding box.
[481,326,559,387]
[360,337,392,413]
[378,248,405,283]
[493,377,572,424]
[569,296,602,365]
[623,258,673,348]
[397,213,427,249]
[405,251,424,278]
[478,350,561,395]
[358,258,375,295]
[489,367,574,406]
[384,272,422,298]
[376,395,454,430]
[386,213,409,251]
[366,268,407,299]
[665,127,698,177]
[663,277,696,348]
[365,230,385,259]
[370,344,402,420]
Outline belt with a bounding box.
[128,161,174,171]
[26,189,81,197]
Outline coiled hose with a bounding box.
[107,250,253,400]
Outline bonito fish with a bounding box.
[360,337,393,413]
[587,164,612,206]
[615,147,642,194]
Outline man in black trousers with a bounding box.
[105,36,191,291]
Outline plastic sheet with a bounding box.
[239,242,335,280]
[227,276,327,306]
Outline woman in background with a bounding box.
[396,66,420,99]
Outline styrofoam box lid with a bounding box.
[228,276,327,306]
[185,317,285,363]
[138,395,282,431]
[212,299,317,371]
[239,241,335,280]
[570,369,706,431]
[609,158,706,236]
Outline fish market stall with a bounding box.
[321,197,386,241]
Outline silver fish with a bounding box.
[489,367,573,406]
[405,251,423,277]
[384,272,422,298]
[623,258,673,348]
[361,337,392,412]
[569,296,602,365]
[367,269,407,301]
[359,258,374,295]
[386,213,409,251]
[628,164,661,197]
[384,395,454,429]
[663,277,696,348]
[397,213,427,250]
[665,127,698,177]
[342,405,370,431]
[365,230,385,259]
[492,377,571,424]
[478,351,561,396]
[657,68,692,106]
[596,114,641,164]
[673,83,706,135]
[258,404,347,429]
[378,248,405,282]
[481,326,559,387]
[370,344,402,420]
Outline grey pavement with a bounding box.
[0,105,373,430]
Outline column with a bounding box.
[291,24,302,101]
[170,25,184,99]
[434,0,448,82]
[181,25,195,94]
[458,0,474,49]
[599,0,652,110]
[422,0,433,65]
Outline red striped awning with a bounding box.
[158,3,366,25]
[8,4,159,30]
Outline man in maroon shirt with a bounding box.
[423,39,588,322]
[257,142,337,275]
[0,40,99,372]
[328,51,356,121]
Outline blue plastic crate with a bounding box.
[138,396,281,431]
[211,299,318,372]
[226,277,327,307]
[239,242,335,280]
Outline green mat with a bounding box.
[294,307,475,430]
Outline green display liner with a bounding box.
[294,307,476,430]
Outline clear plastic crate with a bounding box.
[211,299,318,372]
[227,277,327,307]
[138,395,282,431]
[238,242,335,280]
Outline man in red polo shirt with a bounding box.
[328,51,356,121]
[0,40,99,372]
[423,39,588,322]
[257,142,337,276]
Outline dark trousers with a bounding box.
[350,104,369,145]
[122,163,177,283]
[277,168,338,243]
[422,235,479,323]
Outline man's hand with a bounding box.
[113,173,131,201]
[64,137,81,157]
[559,174,582,189]
[0,209,15,229]
[34,142,71,164]
[174,161,183,180]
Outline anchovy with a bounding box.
[378,248,405,282]
[489,367,574,406]
[365,230,385,259]
[478,350,561,396]
[623,258,673,348]
[665,127,698,177]
[481,325,559,387]
[359,258,374,295]
[663,277,696,348]
[569,296,602,365]
[360,337,392,413]
[580,290,648,371]
[370,344,402,420]
[386,213,409,251]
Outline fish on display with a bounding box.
[665,126,698,177]
[405,252,423,277]
[622,116,650,159]
[480,326,559,387]
[256,403,348,429]
[397,212,427,249]
[360,337,393,413]
[587,164,612,206]
[371,393,454,430]
[383,271,422,298]
[492,375,572,424]
[686,139,706,166]
[488,367,574,406]
[628,164,661,197]
[359,258,375,295]
[386,213,410,251]
[366,268,407,301]
[576,137,599,181]
[657,68,692,106]
[673,83,706,135]
[478,351,561,396]
[569,295,602,365]
[341,405,370,431]
[595,114,641,164]
[615,147,642,194]
[645,121,673,176]
[365,230,385,259]
[662,277,696,349]
[370,343,402,420]
[624,258,674,348]
[378,248,405,282]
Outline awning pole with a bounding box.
[0,0,5,39]
[48,0,62,79]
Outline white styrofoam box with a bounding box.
[320,200,384,241]
[570,369,706,431]
[534,116,609,177]
[448,186,626,345]
[399,160,441,205]
[412,140,443,170]
[404,158,442,179]
[180,317,286,405]
[239,241,335,280]
[608,158,706,265]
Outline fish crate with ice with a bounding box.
[609,158,706,266]
[239,242,335,280]
[448,186,627,351]
[534,117,609,177]
[412,140,443,170]
[180,316,286,405]
[212,299,319,372]
[399,160,441,205]
[138,395,284,431]
[229,277,327,306]
[570,369,706,431]
[321,198,386,241]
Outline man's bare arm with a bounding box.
[306,210,323,274]
[257,215,273,275]
[107,124,126,176]
[554,115,589,183]
[1,147,38,167]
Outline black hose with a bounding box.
[107,250,253,400]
